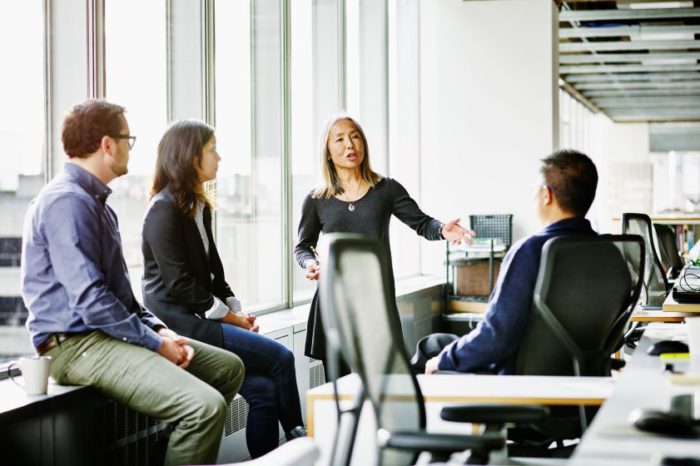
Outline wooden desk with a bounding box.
[307,373,615,466]
[662,290,700,313]
[571,324,700,466]
[631,308,688,322]
[612,215,700,225]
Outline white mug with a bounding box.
[8,356,52,395]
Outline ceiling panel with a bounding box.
[558,1,700,124]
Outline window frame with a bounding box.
[30,0,427,318]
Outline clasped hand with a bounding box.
[157,328,195,368]
[224,310,259,333]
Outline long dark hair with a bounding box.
[151,119,215,218]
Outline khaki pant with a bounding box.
[45,331,244,466]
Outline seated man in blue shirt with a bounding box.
[21,100,245,466]
[426,150,598,375]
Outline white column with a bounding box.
[419,0,559,274]
[49,0,92,175]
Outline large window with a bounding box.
[0,0,45,362]
[651,151,700,215]
[559,89,592,155]
[105,0,168,299]
[215,0,284,311]
[0,1,434,344]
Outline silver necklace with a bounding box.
[344,183,363,212]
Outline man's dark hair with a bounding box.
[540,149,598,217]
[61,99,126,158]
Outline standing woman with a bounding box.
[294,114,474,375]
[142,120,305,458]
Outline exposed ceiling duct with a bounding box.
[558,1,700,124]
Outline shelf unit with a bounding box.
[443,215,512,334]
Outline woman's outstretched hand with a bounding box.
[441,218,476,246]
[305,260,320,280]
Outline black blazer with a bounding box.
[141,188,234,347]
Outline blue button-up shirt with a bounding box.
[438,217,596,374]
[22,163,164,351]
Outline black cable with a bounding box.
[677,267,700,292]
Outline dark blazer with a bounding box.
[141,187,234,347]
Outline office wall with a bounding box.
[418,0,558,275]
[588,118,651,234]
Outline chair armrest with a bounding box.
[440,404,549,424]
[378,430,504,454]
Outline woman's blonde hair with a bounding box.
[312,114,382,199]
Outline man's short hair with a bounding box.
[61,100,126,158]
[540,149,598,217]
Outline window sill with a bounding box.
[255,274,445,337]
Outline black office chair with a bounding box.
[517,235,644,451]
[437,235,645,458]
[622,213,669,308]
[654,224,684,281]
[319,234,506,465]
[410,333,458,374]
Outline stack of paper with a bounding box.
[457,238,506,257]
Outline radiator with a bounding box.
[97,401,171,466]
[224,395,250,436]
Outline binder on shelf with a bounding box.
[447,295,489,313]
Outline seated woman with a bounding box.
[142,119,305,458]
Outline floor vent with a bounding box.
[224,395,250,437]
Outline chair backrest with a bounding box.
[514,235,644,377]
[622,213,669,306]
[319,234,424,466]
[654,224,684,278]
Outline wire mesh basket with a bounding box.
[469,214,513,249]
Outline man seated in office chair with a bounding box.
[21,100,245,466]
[426,150,598,375]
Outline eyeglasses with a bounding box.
[112,134,137,150]
[530,180,556,193]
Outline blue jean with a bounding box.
[221,323,304,458]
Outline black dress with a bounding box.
[294,177,444,360]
